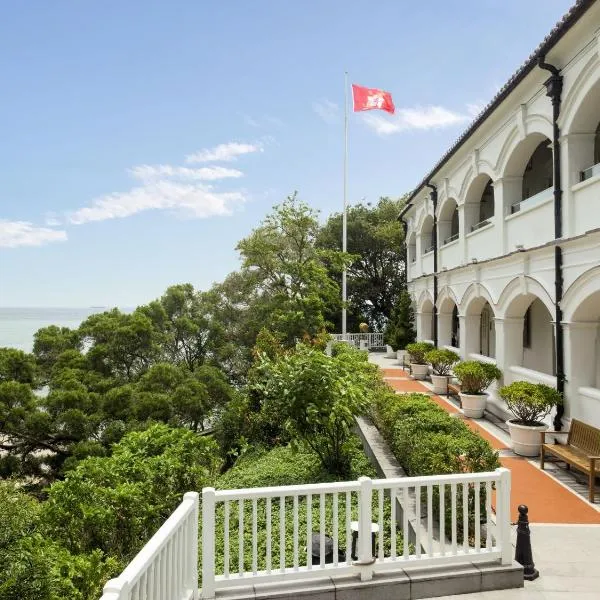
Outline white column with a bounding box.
[464,314,482,357]
[493,317,524,386]
[563,321,598,422]
[457,204,467,264]
[561,133,596,238]
[438,312,453,348]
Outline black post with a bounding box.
[538,57,565,431]
[514,505,539,581]
[426,183,438,347]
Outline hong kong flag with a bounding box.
[352,84,395,114]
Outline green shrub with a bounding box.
[405,342,434,365]
[425,348,459,376]
[453,361,501,394]
[500,381,562,426]
[384,291,416,351]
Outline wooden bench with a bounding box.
[540,419,600,503]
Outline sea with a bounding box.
[0,307,114,352]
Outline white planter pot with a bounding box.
[460,392,487,418]
[507,420,548,457]
[431,374,449,395]
[397,349,407,365]
[411,363,429,380]
[385,345,396,358]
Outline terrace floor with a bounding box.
[370,352,600,599]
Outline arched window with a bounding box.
[451,305,460,348]
[438,199,459,246]
[479,181,494,223]
[464,175,494,232]
[421,216,434,254]
[522,141,553,201]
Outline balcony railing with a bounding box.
[470,219,491,232]
[510,186,553,214]
[443,232,459,245]
[423,244,435,254]
[99,470,512,600]
[580,162,600,182]
[330,333,384,349]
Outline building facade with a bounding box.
[402,0,600,429]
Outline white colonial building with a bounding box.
[402,0,600,429]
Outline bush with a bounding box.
[500,381,562,426]
[453,361,501,394]
[405,342,434,365]
[258,345,378,476]
[425,348,459,376]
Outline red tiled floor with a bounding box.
[379,368,600,524]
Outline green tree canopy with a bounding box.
[317,196,407,330]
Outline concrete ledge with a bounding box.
[214,561,523,600]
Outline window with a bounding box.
[522,141,552,199]
[523,306,531,349]
[479,181,494,222]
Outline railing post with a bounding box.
[356,476,374,581]
[201,487,216,600]
[496,468,512,565]
[101,578,129,600]
[185,492,200,599]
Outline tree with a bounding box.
[0,347,37,385]
[236,193,348,344]
[384,290,416,351]
[43,424,219,559]
[317,196,407,330]
[258,345,376,476]
[32,325,81,382]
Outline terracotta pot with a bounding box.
[459,392,487,418]
[507,420,548,457]
[411,363,429,380]
[431,374,449,394]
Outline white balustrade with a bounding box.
[330,333,384,349]
[100,492,199,600]
[201,469,512,599]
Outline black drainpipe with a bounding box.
[538,56,565,431]
[400,218,409,288]
[426,183,438,347]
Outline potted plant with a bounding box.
[425,348,460,394]
[405,342,434,380]
[453,360,502,418]
[384,291,416,365]
[500,381,562,457]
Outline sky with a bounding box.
[0,0,575,307]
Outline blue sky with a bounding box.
[0,0,574,307]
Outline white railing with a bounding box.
[330,333,384,349]
[509,186,553,214]
[580,162,600,182]
[201,469,512,599]
[100,492,199,600]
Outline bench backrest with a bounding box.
[568,419,600,455]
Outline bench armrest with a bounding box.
[540,431,569,442]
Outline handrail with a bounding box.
[580,162,600,182]
[470,219,491,232]
[443,232,459,245]
[510,186,553,214]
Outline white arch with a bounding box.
[437,196,458,220]
[498,127,553,178]
[459,282,496,316]
[496,276,555,319]
[415,204,434,233]
[562,266,600,321]
[437,286,459,312]
[459,164,496,202]
[417,289,434,313]
[561,53,600,134]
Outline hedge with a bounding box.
[372,391,500,476]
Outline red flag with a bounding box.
[352,84,395,114]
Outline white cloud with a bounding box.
[185,142,262,164]
[466,102,486,118]
[312,99,339,124]
[129,164,243,182]
[0,220,67,248]
[361,105,471,135]
[68,181,246,225]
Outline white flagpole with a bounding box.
[342,71,348,337]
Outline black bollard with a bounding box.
[514,504,539,581]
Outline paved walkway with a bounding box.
[371,352,600,599]
[372,355,600,524]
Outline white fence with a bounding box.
[99,470,511,600]
[330,333,384,349]
[100,492,199,600]
[201,469,511,599]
